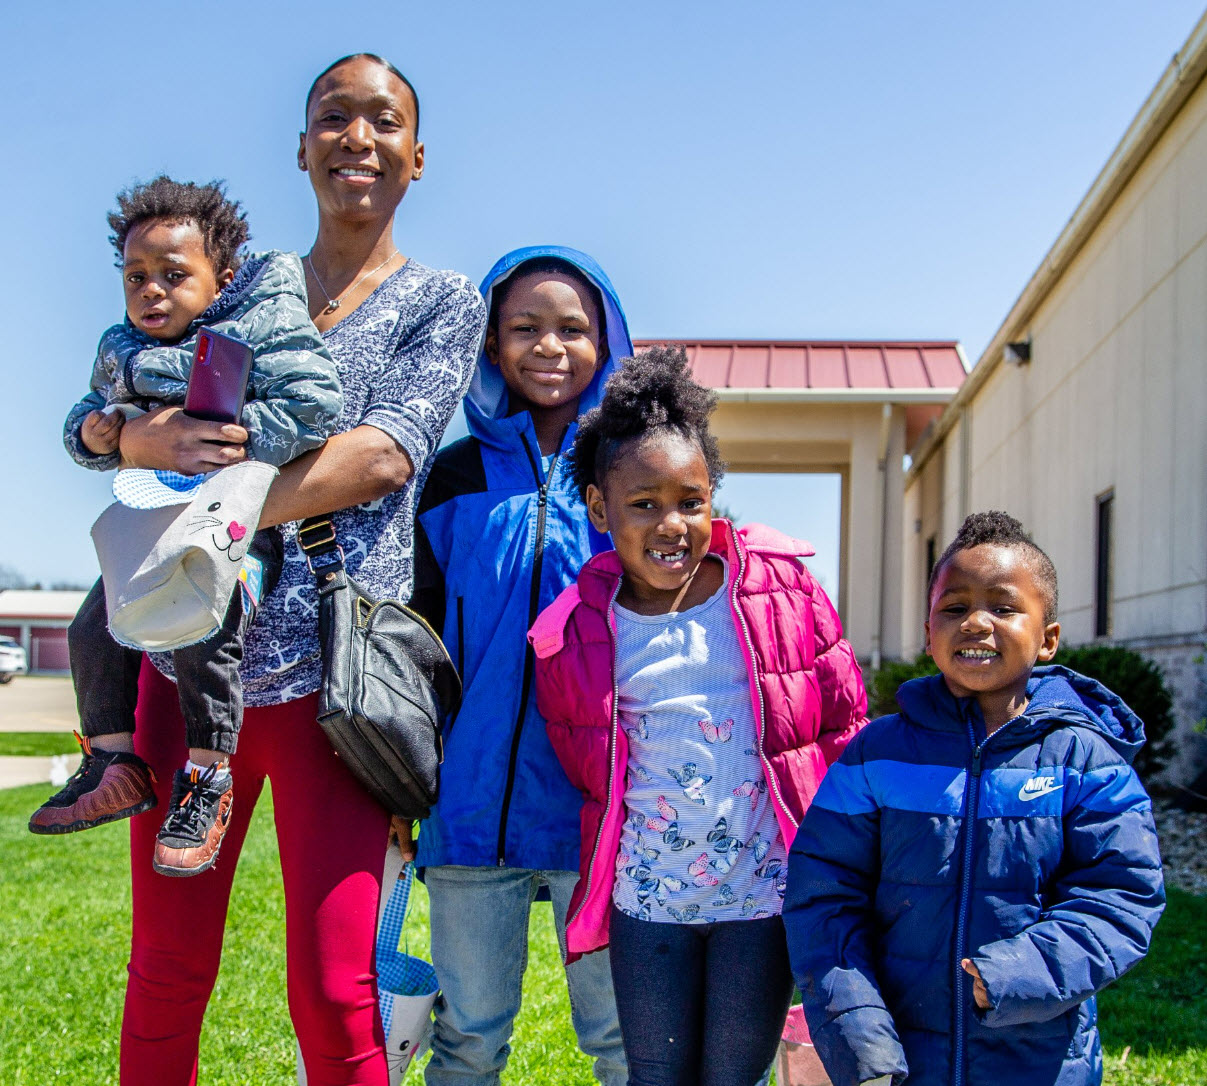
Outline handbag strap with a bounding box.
[298,515,345,582]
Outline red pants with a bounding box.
[120,661,391,1086]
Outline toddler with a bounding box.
[784,511,1166,1086]
[30,176,340,879]
[529,346,867,1086]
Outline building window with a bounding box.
[925,535,937,582]
[1095,491,1114,638]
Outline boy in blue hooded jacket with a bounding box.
[784,511,1165,1086]
[409,247,631,1086]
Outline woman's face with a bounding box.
[298,57,424,224]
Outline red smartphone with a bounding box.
[184,328,254,424]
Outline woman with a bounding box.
[115,54,485,1085]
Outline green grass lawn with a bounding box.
[0,732,82,757]
[0,782,597,1085]
[0,778,1202,1085]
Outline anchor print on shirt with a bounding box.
[283,584,318,618]
[342,535,367,566]
[265,639,301,674]
[277,678,314,703]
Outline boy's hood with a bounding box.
[466,246,633,437]
[896,665,1146,764]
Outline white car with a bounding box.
[0,635,28,683]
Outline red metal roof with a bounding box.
[632,340,967,391]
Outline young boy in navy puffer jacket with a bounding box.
[784,511,1165,1086]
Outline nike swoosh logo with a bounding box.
[1018,778,1062,801]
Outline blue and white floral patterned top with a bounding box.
[152,259,486,706]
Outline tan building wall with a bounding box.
[903,32,1207,782]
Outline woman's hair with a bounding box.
[304,53,420,133]
[489,257,607,342]
[107,176,249,272]
[927,510,1059,622]
[571,345,725,502]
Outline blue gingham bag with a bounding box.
[376,862,439,1082]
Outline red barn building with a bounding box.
[0,590,86,674]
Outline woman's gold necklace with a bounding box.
[306,249,399,313]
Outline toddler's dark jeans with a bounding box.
[608,904,794,1086]
[68,528,283,756]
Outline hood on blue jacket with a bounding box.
[896,665,1146,765]
[466,246,633,434]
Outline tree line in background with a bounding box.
[0,564,90,592]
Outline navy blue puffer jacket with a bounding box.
[784,667,1165,1086]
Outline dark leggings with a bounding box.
[608,905,794,1086]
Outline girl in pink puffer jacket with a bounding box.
[529,347,868,1086]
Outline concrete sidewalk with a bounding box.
[0,755,54,789]
[0,675,77,732]
[0,675,76,789]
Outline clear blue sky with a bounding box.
[3,1,1202,595]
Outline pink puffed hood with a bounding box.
[529,520,868,961]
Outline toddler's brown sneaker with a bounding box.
[152,763,234,877]
[28,732,157,834]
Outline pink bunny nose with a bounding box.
[227,521,247,542]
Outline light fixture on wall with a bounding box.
[1003,339,1032,366]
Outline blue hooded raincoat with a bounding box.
[412,246,633,871]
[784,667,1165,1086]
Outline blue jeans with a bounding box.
[608,906,792,1086]
[423,866,628,1086]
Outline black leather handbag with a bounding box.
[299,516,461,820]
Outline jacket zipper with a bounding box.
[442,597,464,744]
[495,429,566,866]
[725,523,794,834]
[455,596,465,676]
[952,718,986,1086]
[567,580,623,931]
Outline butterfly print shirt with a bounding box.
[612,559,788,924]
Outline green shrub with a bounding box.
[866,653,938,718]
[865,645,1176,784]
[1052,644,1176,785]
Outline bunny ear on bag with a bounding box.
[92,460,278,652]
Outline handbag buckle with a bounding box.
[299,518,337,552]
[299,518,343,575]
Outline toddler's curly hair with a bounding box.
[571,345,725,502]
[108,176,250,273]
[928,510,1059,622]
